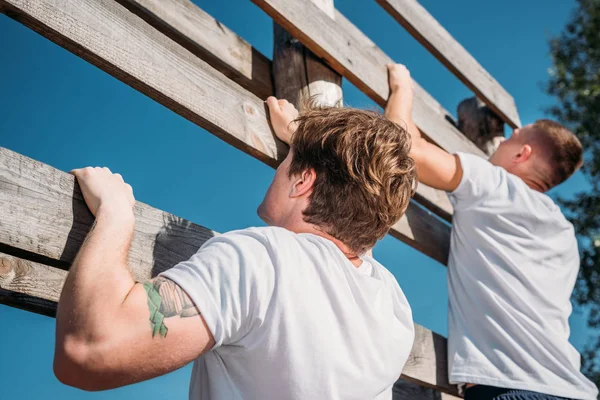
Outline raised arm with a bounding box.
[54,168,214,391]
[385,64,463,192]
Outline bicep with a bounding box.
[411,139,463,192]
[99,277,214,387]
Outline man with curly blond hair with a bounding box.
[53,96,418,400]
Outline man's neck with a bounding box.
[522,177,546,192]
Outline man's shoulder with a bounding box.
[212,226,300,253]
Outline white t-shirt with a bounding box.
[447,152,598,399]
[161,226,414,400]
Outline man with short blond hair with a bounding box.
[53,96,417,399]
[385,63,598,400]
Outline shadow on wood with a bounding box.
[151,214,214,277]
[58,182,95,267]
[457,97,505,157]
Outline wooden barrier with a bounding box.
[0,146,458,395]
[375,0,521,129]
[0,0,451,264]
[0,0,523,396]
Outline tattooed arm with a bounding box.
[54,167,214,391]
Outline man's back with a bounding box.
[162,226,414,400]
[447,152,598,399]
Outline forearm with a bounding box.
[385,90,422,144]
[56,210,136,343]
[384,83,461,191]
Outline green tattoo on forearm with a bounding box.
[143,277,200,338]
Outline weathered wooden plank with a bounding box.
[0,0,286,169]
[0,0,452,263]
[401,324,456,394]
[375,0,521,129]
[0,149,457,394]
[0,147,215,281]
[0,252,65,317]
[251,0,486,158]
[114,0,273,100]
[392,202,449,265]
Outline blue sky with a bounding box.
[0,0,591,398]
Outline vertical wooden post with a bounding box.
[457,96,505,156]
[272,0,342,109]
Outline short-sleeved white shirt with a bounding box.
[161,226,414,400]
[447,152,598,399]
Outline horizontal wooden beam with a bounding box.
[111,0,452,221]
[0,147,216,281]
[1,0,286,169]
[114,0,273,100]
[0,0,451,263]
[0,252,65,317]
[375,0,521,129]
[251,0,486,158]
[0,147,458,395]
[402,324,455,394]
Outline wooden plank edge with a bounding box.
[0,251,64,317]
[114,0,274,100]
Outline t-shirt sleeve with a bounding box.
[159,229,274,348]
[449,152,504,211]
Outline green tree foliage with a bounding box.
[546,0,600,385]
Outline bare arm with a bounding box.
[54,168,214,391]
[385,64,463,192]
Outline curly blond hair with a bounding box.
[289,104,416,254]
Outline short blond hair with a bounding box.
[530,119,583,189]
[289,104,416,254]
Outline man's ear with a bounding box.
[290,168,316,198]
[514,144,533,163]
